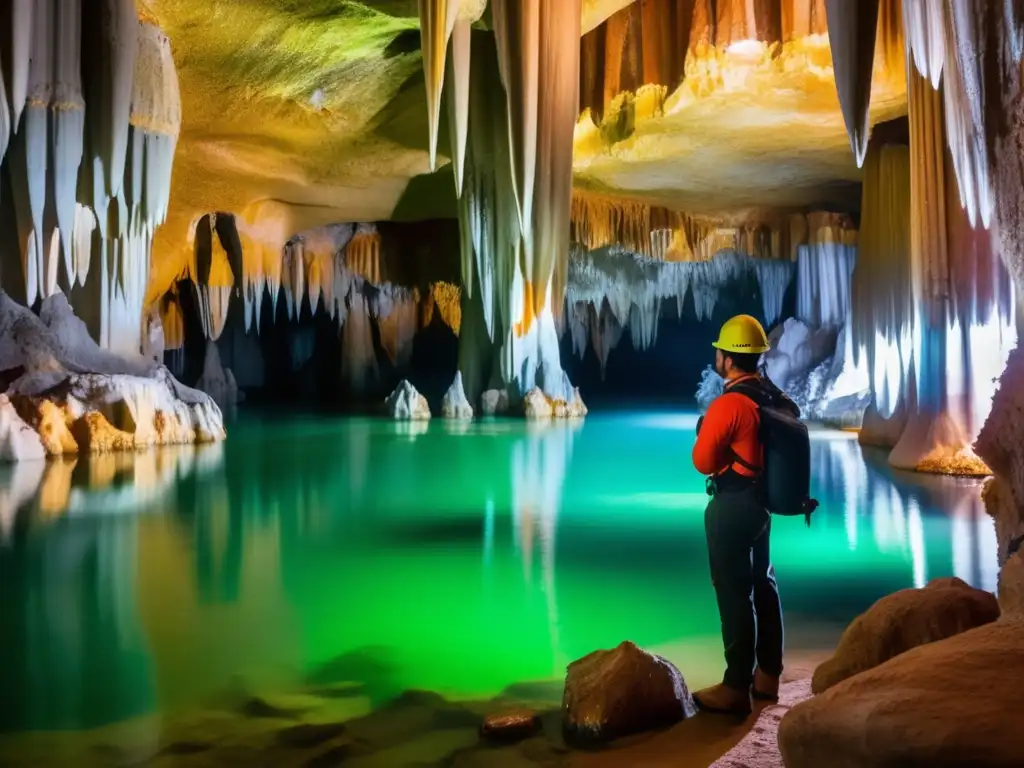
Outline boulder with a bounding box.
[812,577,999,693]
[384,380,430,420]
[441,373,473,420]
[562,641,695,744]
[779,619,1024,767]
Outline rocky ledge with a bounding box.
[0,291,225,462]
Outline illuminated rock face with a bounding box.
[0,291,224,459]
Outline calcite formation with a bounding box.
[0,3,180,359]
[0,291,224,460]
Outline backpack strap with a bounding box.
[723,380,764,475]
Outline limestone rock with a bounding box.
[811,577,1000,694]
[999,550,1024,618]
[441,372,473,420]
[480,710,542,743]
[562,640,696,744]
[523,387,588,420]
[384,380,431,420]
[9,397,78,455]
[779,619,1024,768]
[70,412,136,453]
[0,395,46,462]
[0,291,226,458]
[480,388,510,416]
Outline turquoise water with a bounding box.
[0,411,997,737]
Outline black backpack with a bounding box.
[728,379,819,526]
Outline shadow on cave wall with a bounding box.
[561,271,797,407]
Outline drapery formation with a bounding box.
[834,2,1016,477]
[0,5,179,360]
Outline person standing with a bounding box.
[691,314,799,717]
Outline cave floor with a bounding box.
[0,653,827,767]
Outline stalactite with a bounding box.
[943,1,994,228]
[375,288,419,369]
[161,291,184,351]
[345,226,382,285]
[426,281,462,335]
[492,0,582,322]
[825,0,880,167]
[417,0,459,173]
[80,0,136,202]
[455,32,518,389]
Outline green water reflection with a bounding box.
[0,412,997,735]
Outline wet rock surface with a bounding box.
[780,619,1024,768]
[812,576,1000,693]
[480,710,543,743]
[562,640,696,745]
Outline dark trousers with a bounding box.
[704,481,784,690]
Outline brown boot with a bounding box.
[752,669,780,701]
[693,683,752,717]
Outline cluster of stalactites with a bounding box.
[564,247,796,371]
[420,0,583,353]
[827,0,997,234]
[580,0,904,123]
[422,281,462,336]
[178,218,426,373]
[0,3,179,347]
[569,192,856,263]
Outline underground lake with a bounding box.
[0,410,997,751]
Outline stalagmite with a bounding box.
[825,0,880,167]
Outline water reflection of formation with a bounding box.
[0,420,999,740]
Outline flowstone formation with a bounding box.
[0,291,223,461]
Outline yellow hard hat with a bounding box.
[712,314,770,354]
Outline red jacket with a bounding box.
[692,374,762,477]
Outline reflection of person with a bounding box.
[690,315,797,718]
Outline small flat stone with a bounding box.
[480,710,542,743]
[276,722,347,749]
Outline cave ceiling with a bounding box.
[140,0,908,302]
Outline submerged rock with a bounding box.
[562,641,695,744]
[384,380,431,420]
[812,577,1000,693]
[780,620,1024,767]
[441,372,474,420]
[480,709,542,743]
